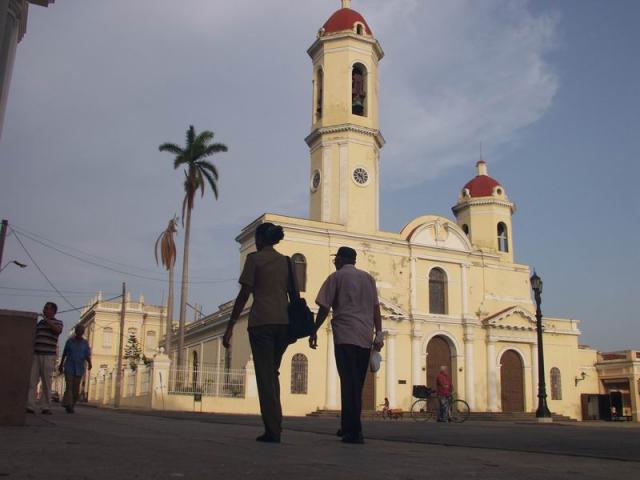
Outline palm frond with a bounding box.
[199,161,219,180]
[203,143,228,156]
[195,130,214,146]
[159,143,184,155]
[194,168,205,197]
[186,126,196,149]
[201,168,219,199]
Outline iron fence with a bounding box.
[168,366,247,398]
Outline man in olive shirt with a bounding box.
[223,222,290,442]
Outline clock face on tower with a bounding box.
[352,167,369,186]
[311,170,321,192]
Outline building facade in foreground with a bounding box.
[0,0,55,137]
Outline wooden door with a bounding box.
[500,350,524,412]
[427,336,452,412]
[427,336,452,389]
[362,369,375,411]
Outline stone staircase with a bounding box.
[307,409,577,422]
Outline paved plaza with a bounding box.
[1,406,638,479]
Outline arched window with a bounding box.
[356,23,364,35]
[145,330,157,353]
[292,253,307,292]
[352,63,367,116]
[429,268,448,315]
[497,222,509,252]
[315,68,323,120]
[550,367,562,400]
[103,327,113,349]
[291,354,308,394]
[192,351,199,387]
[462,224,470,236]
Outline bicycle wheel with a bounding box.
[449,399,470,423]
[410,399,433,421]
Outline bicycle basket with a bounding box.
[412,385,432,399]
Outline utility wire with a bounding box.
[11,225,234,283]
[0,286,120,295]
[12,227,235,285]
[12,230,78,310]
[11,224,167,275]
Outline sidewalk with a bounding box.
[1,406,638,479]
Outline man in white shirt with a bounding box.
[310,246,383,444]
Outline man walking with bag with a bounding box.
[310,247,383,444]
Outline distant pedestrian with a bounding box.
[27,302,64,414]
[223,222,291,443]
[58,324,92,413]
[311,246,384,444]
[436,365,452,422]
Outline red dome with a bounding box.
[323,8,372,35]
[462,162,503,197]
[463,175,502,197]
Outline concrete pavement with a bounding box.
[1,406,638,479]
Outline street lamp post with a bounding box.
[0,260,27,273]
[531,271,552,422]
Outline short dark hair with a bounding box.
[45,301,58,314]
[335,246,357,264]
[255,222,284,246]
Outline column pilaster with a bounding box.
[463,332,476,410]
[487,336,498,411]
[325,326,338,409]
[385,330,397,407]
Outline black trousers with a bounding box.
[334,343,371,437]
[248,324,290,439]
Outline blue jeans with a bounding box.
[438,395,450,421]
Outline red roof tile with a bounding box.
[323,8,372,35]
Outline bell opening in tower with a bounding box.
[315,68,323,120]
[352,64,367,116]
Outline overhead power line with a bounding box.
[12,230,78,310]
[11,223,234,281]
[11,227,235,285]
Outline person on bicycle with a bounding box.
[436,366,452,422]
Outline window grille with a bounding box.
[291,353,308,394]
[551,367,562,400]
[292,253,307,292]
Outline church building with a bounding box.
[175,1,620,420]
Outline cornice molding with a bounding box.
[452,197,516,214]
[305,124,385,148]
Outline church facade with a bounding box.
[176,1,611,420]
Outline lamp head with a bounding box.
[530,270,543,293]
[13,261,27,268]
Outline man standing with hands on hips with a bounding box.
[310,246,384,444]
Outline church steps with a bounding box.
[307,409,577,422]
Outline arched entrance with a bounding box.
[362,369,375,411]
[500,350,524,412]
[426,335,453,391]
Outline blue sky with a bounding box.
[0,0,638,350]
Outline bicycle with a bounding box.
[410,385,471,423]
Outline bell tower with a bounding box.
[306,0,384,233]
[452,161,516,262]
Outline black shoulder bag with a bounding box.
[286,256,315,343]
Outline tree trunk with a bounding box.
[165,261,175,361]
[177,205,192,369]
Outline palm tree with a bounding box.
[154,217,178,361]
[159,126,228,368]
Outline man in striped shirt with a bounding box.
[27,302,64,414]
